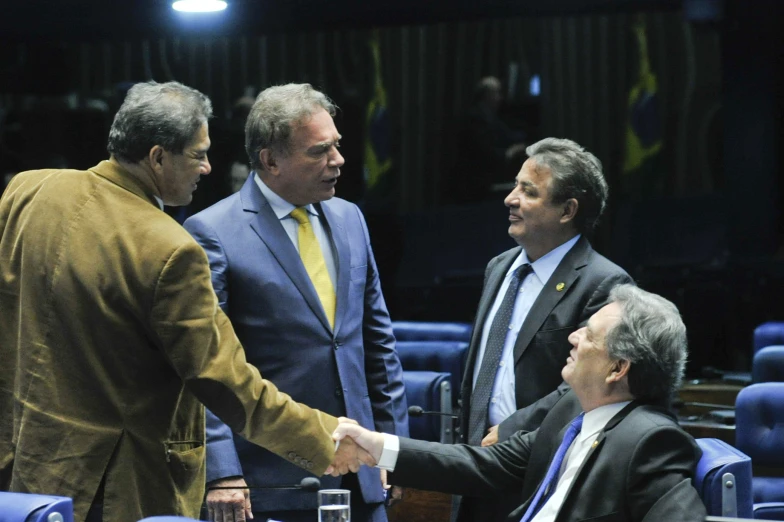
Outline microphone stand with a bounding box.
[208,477,322,492]
[408,405,460,444]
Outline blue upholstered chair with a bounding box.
[402,370,454,443]
[753,345,784,383]
[391,321,472,342]
[735,383,784,520]
[0,492,73,522]
[754,322,784,354]
[396,340,469,407]
[694,438,753,518]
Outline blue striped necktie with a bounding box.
[519,412,585,522]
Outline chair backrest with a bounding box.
[0,492,74,522]
[403,370,453,443]
[694,438,753,518]
[396,341,469,405]
[735,382,784,468]
[392,321,473,342]
[752,346,784,383]
[753,321,784,354]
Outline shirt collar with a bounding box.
[254,172,319,220]
[153,195,164,210]
[507,234,581,282]
[578,400,631,443]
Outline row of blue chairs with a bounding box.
[740,321,784,520]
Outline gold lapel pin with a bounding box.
[591,440,599,449]
[556,282,565,292]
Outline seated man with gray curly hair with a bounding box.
[332,284,708,522]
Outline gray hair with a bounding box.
[525,138,609,234]
[107,81,212,163]
[605,284,688,403]
[245,83,337,171]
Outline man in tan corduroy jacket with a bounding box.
[0,81,358,522]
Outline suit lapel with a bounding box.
[555,402,641,520]
[318,201,348,336]
[513,237,593,365]
[241,177,332,332]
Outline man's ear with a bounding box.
[607,359,630,384]
[149,145,165,176]
[560,198,578,224]
[259,149,278,176]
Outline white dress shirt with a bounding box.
[530,401,631,522]
[254,173,337,287]
[472,235,580,426]
[376,400,631,522]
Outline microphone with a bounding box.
[408,405,458,419]
[208,476,321,491]
[408,405,460,444]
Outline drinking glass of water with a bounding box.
[318,488,350,522]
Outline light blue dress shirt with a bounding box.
[472,235,581,427]
[254,173,337,288]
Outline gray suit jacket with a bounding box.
[392,391,707,522]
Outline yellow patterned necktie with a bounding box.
[290,207,336,328]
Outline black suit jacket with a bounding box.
[391,392,707,522]
[459,236,633,442]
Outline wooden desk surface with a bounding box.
[387,488,452,522]
[680,419,735,446]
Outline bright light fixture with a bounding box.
[172,0,227,12]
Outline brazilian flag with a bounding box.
[363,31,393,206]
[623,16,663,194]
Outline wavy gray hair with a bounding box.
[525,138,609,234]
[605,284,688,402]
[107,81,212,163]
[245,83,337,171]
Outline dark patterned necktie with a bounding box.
[468,263,532,445]
[519,413,585,522]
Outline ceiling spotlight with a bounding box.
[172,0,228,12]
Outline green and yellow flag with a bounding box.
[623,16,662,176]
[363,30,392,193]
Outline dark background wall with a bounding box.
[0,0,782,376]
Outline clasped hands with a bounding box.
[325,417,384,476]
[328,417,403,506]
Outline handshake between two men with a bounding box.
[325,419,385,476]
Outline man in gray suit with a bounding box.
[331,284,707,522]
[458,138,633,521]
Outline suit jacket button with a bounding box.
[335,387,343,398]
[307,461,314,470]
[288,452,297,460]
[333,341,339,350]
[294,456,303,464]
